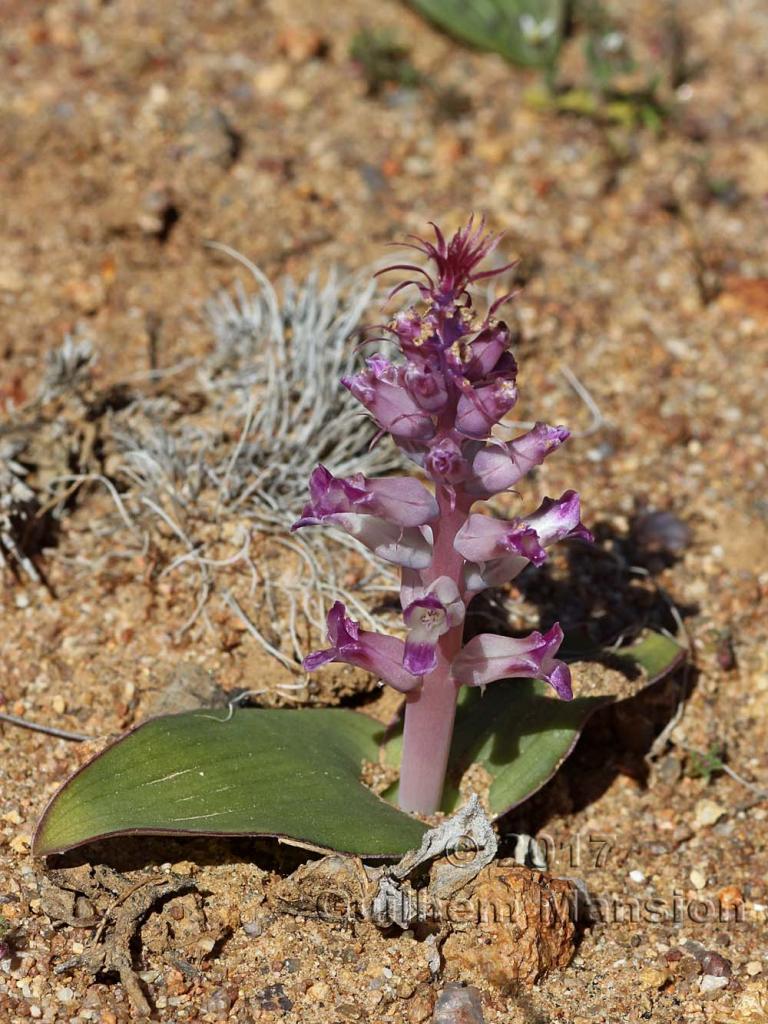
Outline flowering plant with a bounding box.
[34,220,683,863]
[294,219,592,814]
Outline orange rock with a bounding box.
[717,884,743,910]
[275,26,327,63]
[441,864,576,988]
[719,277,768,320]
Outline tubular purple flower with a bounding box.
[304,602,420,693]
[404,363,450,413]
[455,490,591,561]
[401,577,465,675]
[455,379,519,439]
[390,311,439,361]
[332,515,434,569]
[456,490,593,591]
[467,422,570,496]
[464,322,515,380]
[341,357,436,440]
[454,515,546,565]
[451,623,572,699]
[424,435,472,485]
[292,465,438,530]
[291,465,436,566]
[523,489,593,546]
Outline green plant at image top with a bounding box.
[405,0,673,130]
[406,0,566,72]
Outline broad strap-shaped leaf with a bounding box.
[34,709,426,859]
[384,630,685,815]
[406,0,567,70]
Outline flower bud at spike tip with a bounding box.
[297,217,592,815]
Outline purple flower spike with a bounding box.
[341,357,435,440]
[468,422,570,496]
[297,218,591,815]
[401,577,465,676]
[304,602,420,693]
[451,623,572,699]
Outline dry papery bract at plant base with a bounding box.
[17,258,411,674]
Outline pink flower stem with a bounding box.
[398,486,470,814]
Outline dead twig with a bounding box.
[0,711,90,742]
[559,365,606,437]
[54,873,198,1017]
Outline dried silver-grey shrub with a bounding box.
[38,334,94,402]
[0,440,44,583]
[0,335,97,583]
[102,252,402,666]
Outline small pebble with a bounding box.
[433,983,485,1024]
[657,754,682,785]
[689,868,707,890]
[693,799,726,830]
[700,952,732,977]
[699,974,729,994]
[204,987,233,1014]
[629,870,646,883]
[337,1004,363,1021]
[716,632,737,671]
[639,967,669,991]
[745,961,763,976]
[307,981,330,1002]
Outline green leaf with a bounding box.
[34,709,426,859]
[406,0,567,70]
[384,630,685,815]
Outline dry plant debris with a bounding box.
[40,866,199,1017]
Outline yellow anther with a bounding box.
[450,340,471,363]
